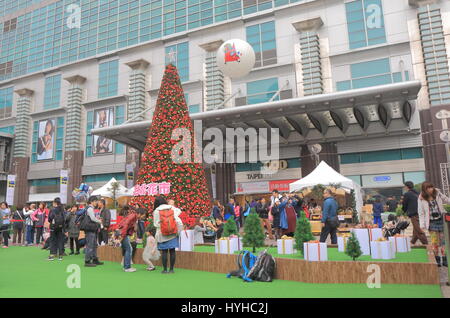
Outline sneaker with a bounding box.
[93,258,104,265]
[124,268,137,272]
[146,267,156,271]
[161,270,169,274]
[58,256,63,261]
[48,256,55,261]
[84,261,97,267]
[2,246,8,248]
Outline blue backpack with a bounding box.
[226,250,257,282]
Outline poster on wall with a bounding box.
[126,164,135,188]
[93,107,114,155]
[37,118,56,161]
[6,174,15,206]
[60,169,68,204]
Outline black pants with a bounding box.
[35,227,44,244]
[50,228,65,256]
[319,221,338,244]
[69,237,80,252]
[1,225,10,247]
[98,229,109,245]
[161,248,176,271]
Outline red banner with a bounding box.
[268,179,298,192]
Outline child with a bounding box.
[142,226,160,271]
[66,205,81,255]
[382,214,397,238]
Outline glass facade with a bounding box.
[0,0,304,83]
[246,77,279,104]
[345,0,386,49]
[246,20,277,67]
[43,74,61,109]
[0,86,13,119]
[84,172,125,183]
[336,58,410,91]
[165,42,189,82]
[340,147,423,164]
[98,60,119,99]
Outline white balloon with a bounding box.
[216,39,256,78]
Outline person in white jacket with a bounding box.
[142,226,160,271]
[153,198,183,274]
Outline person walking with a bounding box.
[98,199,111,245]
[403,181,428,246]
[0,202,11,248]
[32,202,48,246]
[224,198,235,221]
[47,198,67,260]
[319,189,339,244]
[153,198,183,274]
[11,206,25,245]
[116,205,139,272]
[256,198,274,240]
[66,205,81,255]
[24,204,35,246]
[372,197,384,228]
[84,196,103,267]
[418,182,450,267]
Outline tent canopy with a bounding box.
[289,161,363,213]
[91,178,132,198]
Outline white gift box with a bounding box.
[337,236,350,252]
[370,241,395,259]
[215,237,243,254]
[351,228,383,255]
[277,238,294,254]
[176,230,195,251]
[389,236,411,253]
[303,242,328,261]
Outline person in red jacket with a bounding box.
[116,206,138,272]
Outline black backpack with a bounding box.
[247,250,276,282]
[79,208,99,232]
[51,208,65,230]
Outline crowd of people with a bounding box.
[0,180,449,270]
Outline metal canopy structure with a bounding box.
[91,81,422,152]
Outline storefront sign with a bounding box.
[362,173,403,188]
[59,170,68,204]
[269,180,298,192]
[6,175,15,206]
[236,181,269,194]
[235,168,301,183]
[133,182,171,196]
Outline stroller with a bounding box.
[384,219,410,238]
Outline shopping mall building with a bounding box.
[0,0,449,205]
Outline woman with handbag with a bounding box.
[418,182,450,267]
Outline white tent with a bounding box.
[91,178,131,198]
[289,161,363,213]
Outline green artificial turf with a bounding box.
[0,246,441,298]
[193,245,430,263]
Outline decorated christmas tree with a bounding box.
[223,216,238,237]
[345,232,362,261]
[243,211,265,253]
[131,64,211,223]
[294,210,315,255]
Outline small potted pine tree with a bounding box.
[243,211,265,253]
[223,216,239,237]
[345,232,362,261]
[294,210,315,256]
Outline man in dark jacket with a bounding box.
[256,198,273,240]
[47,197,67,261]
[402,181,428,245]
[98,199,111,245]
[320,189,339,244]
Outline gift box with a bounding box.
[351,228,383,255]
[303,241,327,261]
[370,241,395,259]
[176,230,194,251]
[389,235,411,253]
[277,238,294,254]
[215,236,242,254]
[337,234,350,252]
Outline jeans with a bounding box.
[85,231,98,262]
[373,216,382,229]
[122,236,132,269]
[50,228,65,256]
[1,225,10,246]
[26,225,34,245]
[35,227,44,244]
[319,221,338,244]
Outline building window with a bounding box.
[189,104,200,113]
[31,116,64,163]
[0,126,14,134]
[3,18,17,32]
[84,173,125,183]
[86,105,125,157]
[336,58,410,91]
[165,42,189,82]
[403,171,426,184]
[43,74,61,109]
[340,147,423,164]
[246,77,279,105]
[246,21,277,68]
[345,0,386,49]
[0,87,13,120]
[98,60,119,99]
